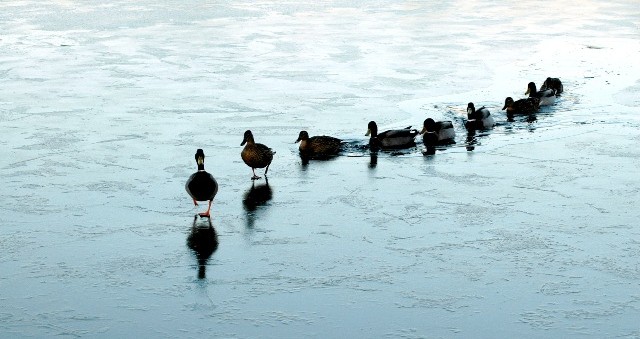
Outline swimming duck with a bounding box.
[540,77,563,95]
[185,149,219,218]
[365,121,418,149]
[526,82,556,106]
[420,118,456,143]
[295,131,342,158]
[241,130,275,180]
[422,131,439,155]
[502,96,539,115]
[465,102,495,130]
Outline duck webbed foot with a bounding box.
[251,168,262,180]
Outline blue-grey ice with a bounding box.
[1,1,639,337]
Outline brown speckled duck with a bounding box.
[241,130,275,180]
[502,96,539,115]
[295,131,342,158]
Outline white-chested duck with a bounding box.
[295,131,342,158]
[502,96,539,115]
[185,149,219,218]
[241,130,275,180]
[541,77,563,95]
[465,102,495,131]
[526,81,556,106]
[365,121,418,150]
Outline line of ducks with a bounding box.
[186,77,563,216]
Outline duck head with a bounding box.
[467,102,476,117]
[295,131,309,143]
[420,118,436,134]
[525,82,537,96]
[502,97,514,110]
[241,130,254,146]
[365,121,378,137]
[195,149,205,170]
[195,148,205,163]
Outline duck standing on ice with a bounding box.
[185,149,218,218]
[241,130,275,180]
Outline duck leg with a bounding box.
[251,168,261,180]
[198,200,212,218]
[192,198,199,206]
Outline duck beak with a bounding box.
[365,129,371,136]
[525,87,530,95]
[240,138,246,146]
[419,127,427,135]
[502,104,507,110]
[294,137,300,144]
[197,156,204,166]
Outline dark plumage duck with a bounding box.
[185,149,218,218]
[541,77,563,95]
[295,131,342,158]
[422,131,439,155]
[465,102,495,130]
[419,118,456,142]
[365,121,418,149]
[526,82,556,106]
[241,130,275,180]
[502,96,539,115]
[419,118,455,155]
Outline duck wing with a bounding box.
[308,136,342,155]
[378,127,418,148]
[540,88,556,98]
[378,126,417,139]
[255,143,275,164]
[435,121,454,131]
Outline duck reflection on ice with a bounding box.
[369,151,378,168]
[186,215,219,279]
[242,178,273,229]
[465,130,477,152]
[298,152,340,169]
[507,112,537,124]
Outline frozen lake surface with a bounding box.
[1,1,640,337]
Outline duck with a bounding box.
[422,131,439,155]
[420,118,456,143]
[185,149,219,218]
[240,130,275,180]
[525,82,556,106]
[540,77,563,95]
[464,102,495,130]
[295,131,342,158]
[502,96,539,115]
[365,121,418,149]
